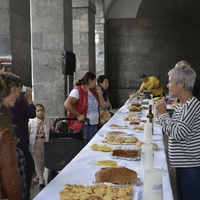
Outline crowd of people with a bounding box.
[0,60,200,200]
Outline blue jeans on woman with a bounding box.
[83,124,98,143]
[176,166,200,200]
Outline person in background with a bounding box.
[57,121,69,132]
[0,75,21,200]
[14,125,27,200]
[175,60,200,101]
[130,74,165,99]
[28,104,53,187]
[4,65,12,73]
[9,77,36,200]
[64,72,104,143]
[97,75,113,114]
[0,73,20,145]
[155,64,200,200]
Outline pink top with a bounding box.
[37,119,45,138]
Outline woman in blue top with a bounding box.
[97,75,113,115]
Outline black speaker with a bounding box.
[62,51,76,75]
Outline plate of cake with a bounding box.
[110,146,141,161]
[94,166,142,187]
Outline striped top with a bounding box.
[159,97,200,168]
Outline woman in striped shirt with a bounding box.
[155,64,200,200]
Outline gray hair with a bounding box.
[168,64,196,92]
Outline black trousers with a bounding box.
[153,92,166,98]
[18,141,34,200]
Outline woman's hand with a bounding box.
[105,101,110,108]
[95,85,101,93]
[155,99,167,117]
[25,87,33,102]
[77,114,86,123]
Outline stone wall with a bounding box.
[31,0,72,118]
[0,0,31,86]
[95,0,105,77]
[107,0,200,108]
[72,0,96,82]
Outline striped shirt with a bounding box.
[159,97,200,168]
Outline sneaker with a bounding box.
[33,177,39,183]
[38,179,45,187]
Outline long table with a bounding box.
[34,103,174,200]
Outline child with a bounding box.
[57,121,68,132]
[28,104,53,187]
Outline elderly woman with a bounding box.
[155,64,200,200]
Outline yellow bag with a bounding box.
[100,109,112,125]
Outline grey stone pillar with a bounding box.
[95,0,105,77]
[72,0,96,81]
[30,0,73,118]
[0,0,31,86]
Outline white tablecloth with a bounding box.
[33,104,174,200]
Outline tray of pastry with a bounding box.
[136,141,158,150]
[59,183,140,200]
[108,124,128,129]
[132,125,145,132]
[102,136,138,144]
[105,131,129,136]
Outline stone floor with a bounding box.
[30,108,177,200]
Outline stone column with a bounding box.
[72,0,96,81]
[95,0,106,77]
[0,0,31,86]
[30,0,73,118]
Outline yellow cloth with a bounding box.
[0,67,5,73]
[140,77,164,96]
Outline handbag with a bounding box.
[100,108,112,125]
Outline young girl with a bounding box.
[28,104,53,187]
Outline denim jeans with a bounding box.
[83,124,98,143]
[176,166,200,200]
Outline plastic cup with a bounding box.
[144,122,152,141]
[143,168,163,200]
[141,144,153,170]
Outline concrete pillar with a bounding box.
[30,0,73,118]
[95,0,106,77]
[72,0,96,81]
[0,0,31,86]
